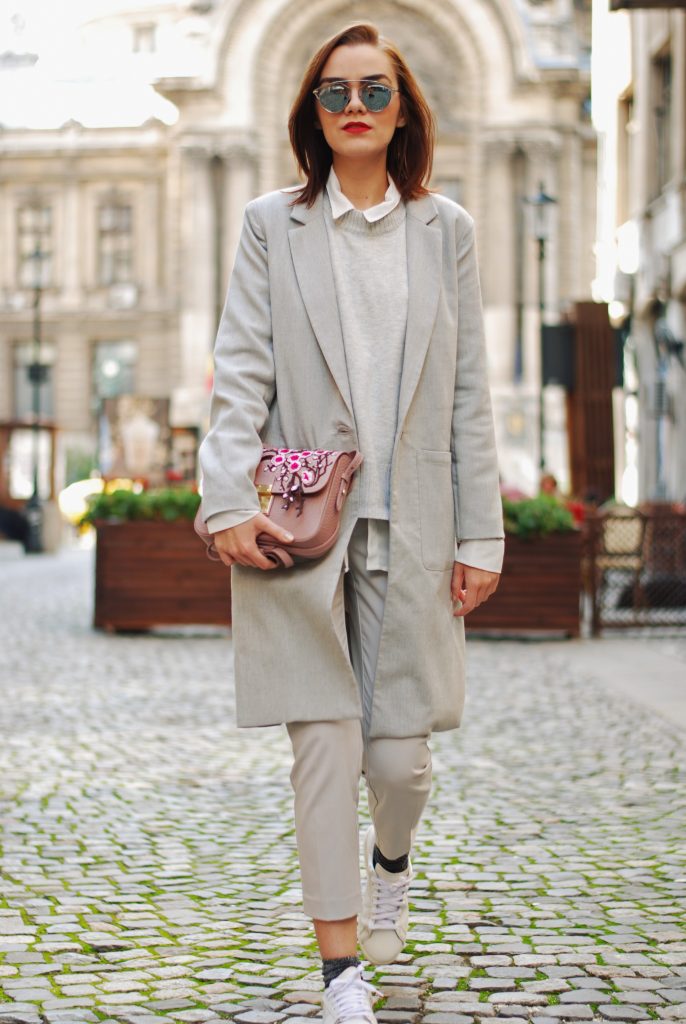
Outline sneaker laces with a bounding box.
[327,964,379,1023]
[367,867,412,929]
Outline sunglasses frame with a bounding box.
[312,78,400,114]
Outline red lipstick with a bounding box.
[343,122,372,133]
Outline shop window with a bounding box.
[93,340,137,400]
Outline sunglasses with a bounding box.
[313,79,399,114]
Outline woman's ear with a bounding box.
[396,98,407,128]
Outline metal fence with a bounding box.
[584,507,686,635]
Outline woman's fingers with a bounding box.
[452,563,500,617]
[212,513,288,570]
[450,563,466,603]
[257,515,294,546]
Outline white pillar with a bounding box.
[224,145,258,283]
[177,144,215,398]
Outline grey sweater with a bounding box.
[323,190,408,520]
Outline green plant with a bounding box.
[502,493,576,539]
[80,487,201,525]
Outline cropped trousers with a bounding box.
[286,518,433,921]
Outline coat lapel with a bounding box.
[396,197,443,433]
[288,193,354,420]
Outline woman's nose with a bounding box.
[344,86,366,113]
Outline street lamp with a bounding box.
[524,181,558,475]
[24,242,50,553]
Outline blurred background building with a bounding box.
[593,0,686,507]
[9,0,682,531]
[0,0,595,515]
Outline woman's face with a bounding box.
[314,43,406,163]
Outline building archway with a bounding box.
[197,0,593,494]
[215,0,527,212]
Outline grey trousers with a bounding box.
[286,518,433,921]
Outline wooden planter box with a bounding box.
[465,530,582,637]
[94,520,231,631]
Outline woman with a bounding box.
[198,22,504,1024]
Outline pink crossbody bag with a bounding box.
[194,446,363,568]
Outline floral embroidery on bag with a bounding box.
[262,448,335,515]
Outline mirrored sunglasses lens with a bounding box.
[361,84,392,111]
[318,86,348,112]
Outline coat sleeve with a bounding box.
[198,201,275,524]
[451,213,505,546]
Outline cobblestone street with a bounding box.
[1,546,685,1024]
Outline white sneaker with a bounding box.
[321,963,380,1024]
[357,824,413,965]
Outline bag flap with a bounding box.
[255,448,343,497]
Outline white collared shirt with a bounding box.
[326,165,401,223]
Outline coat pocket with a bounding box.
[416,449,456,571]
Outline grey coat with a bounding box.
[198,185,504,738]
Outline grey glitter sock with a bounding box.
[322,955,360,988]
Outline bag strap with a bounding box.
[336,451,364,512]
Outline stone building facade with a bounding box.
[594,0,686,504]
[0,0,594,499]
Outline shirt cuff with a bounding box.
[454,538,504,574]
[205,509,260,534]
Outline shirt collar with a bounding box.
[325,165,402,223]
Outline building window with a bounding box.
[652,49,672,195]
[433,179,464,205]
[98,200,134,287]
[17,204,52,289]
[617,91,634,224]
[13,341,55,420]
[132,23,156,53]
[93,340,137,401]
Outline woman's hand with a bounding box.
[451,562,500,617]
[212,514,294,570]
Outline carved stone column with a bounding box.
[223,144,258,284]
[481,134,520,389]
[176,141,216,402]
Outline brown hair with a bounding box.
[287,22,435,208]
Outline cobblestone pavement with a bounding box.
[1,547,685,1024]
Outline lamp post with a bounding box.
[24,243,49,553]
[524,181,557,476]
